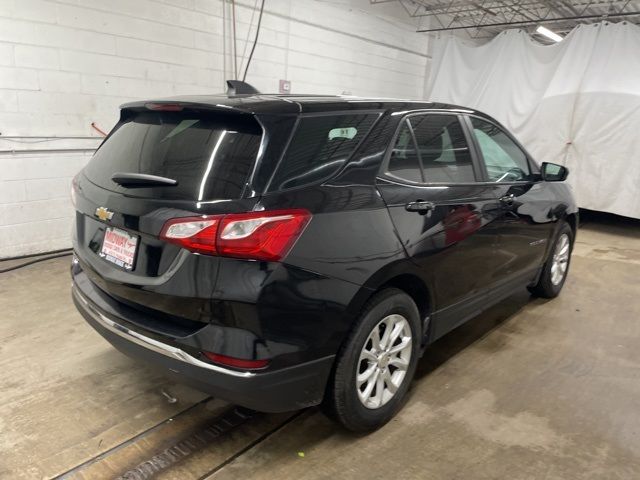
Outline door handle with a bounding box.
[499,194,515,206]
[405,201,435,213]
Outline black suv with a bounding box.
[71,84,577,432]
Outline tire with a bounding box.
[326,288,421,432]
[530,221,573,298]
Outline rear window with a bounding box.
[85,111,262,200]
[267,113,379,191]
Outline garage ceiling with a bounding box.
[372,0,640,41]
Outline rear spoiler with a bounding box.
[120,80,262,113]
[118,101,259,116]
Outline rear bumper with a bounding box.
[72,283,335,413]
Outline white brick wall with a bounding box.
[0,0,429,258]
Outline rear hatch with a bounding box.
[72,104,265,322]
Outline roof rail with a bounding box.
[226,80,260,96]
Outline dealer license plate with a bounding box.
[100,227,138,270]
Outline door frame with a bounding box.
[375,110,506,341]
[374,109,550,343]
[459,113,554,291]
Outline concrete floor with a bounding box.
[1,212,639,480]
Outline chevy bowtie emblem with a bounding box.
[95,206,114,221]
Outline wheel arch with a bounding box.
[323,264,434,410]
[565,211,578,238]
[377,274,431,324]
[541,204,578,262]
[345,260,434,337]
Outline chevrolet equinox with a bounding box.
[71,82,577,432]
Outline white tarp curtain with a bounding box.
[426,21,640,219]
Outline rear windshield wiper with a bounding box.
[111,172,178,188]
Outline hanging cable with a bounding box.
[0,250,72,274]
[239,0,259,76]
[222,0,227,87]
[231,0,238,79]
[242,0,265,82]
[91,122,108,137]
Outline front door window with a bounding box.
[470,117,531,182]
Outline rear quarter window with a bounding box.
[267,113,379,191]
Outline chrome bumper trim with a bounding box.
[72,286,256,378]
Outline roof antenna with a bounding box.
[226,80,260,96]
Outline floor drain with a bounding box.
[116,407,255,480]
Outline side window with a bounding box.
[471,117,531,182]
[387,120,422,183]
[409,114,475,183]
[268,113,378,191]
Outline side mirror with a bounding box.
[541,162,569,182]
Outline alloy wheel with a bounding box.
[551,233,570,286]
[356,314,412,409]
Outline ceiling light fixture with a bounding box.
[536,25,563,42]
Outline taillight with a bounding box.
[202,351,269,370]
[159,209,311,261]
[218,210,311,261]
[160,216,220,255]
